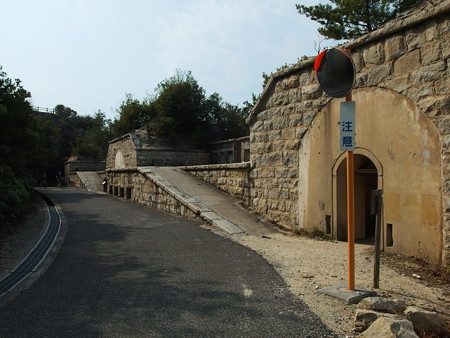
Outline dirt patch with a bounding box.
[381,252,450,288]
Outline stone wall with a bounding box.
[136,149,210,167]
[105,168,244,234]
[106,169,200,220]
[64,157,105,185]
[183,163,252,204]
[209,137,250,164]
[69,173,86,190]
[106,132,210,170]
[247,0,450,263]
[106,134,138,170]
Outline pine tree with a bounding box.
[296,0,424,40]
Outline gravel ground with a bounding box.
[1,192,449,336]
[209,228,450,336]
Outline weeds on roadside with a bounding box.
[294,227,332,241]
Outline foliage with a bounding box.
[113,70,249,147]
[150,71,208,141]
[0,67,60,219]
[112,94,154,136]
[54,104,77,119]
[296,0,424,40]
[0,165,30,220]
[71,111,113,159]
[294,227,332,241]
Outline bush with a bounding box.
[0,165,30,221]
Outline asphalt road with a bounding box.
[0,188,335,337]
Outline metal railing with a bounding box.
[33,106,55,114]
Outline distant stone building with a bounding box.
[247,0,450,265]
[64,155,105,186]
[209,137,250,164]
[106,128,210,170]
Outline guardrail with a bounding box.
[33,106,55,114]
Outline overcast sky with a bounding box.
[1,0,325,120]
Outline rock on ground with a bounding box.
[354,309,403,333]
[405,306,450,337]
[358,296,407,314]
[359,317,419,338]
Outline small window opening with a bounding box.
[326,215,332,234]
[386,223,393,247]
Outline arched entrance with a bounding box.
[334,153,381,243]
[299,88,442,262]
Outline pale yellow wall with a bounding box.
[299,88,442,262]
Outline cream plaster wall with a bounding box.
[299,88,442,262]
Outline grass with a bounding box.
[294,227,332,241]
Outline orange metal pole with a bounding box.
[346,150,355,290]
[345,90,355,291]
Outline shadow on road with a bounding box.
[0,188,335,337]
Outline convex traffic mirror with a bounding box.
[314,48,355,98]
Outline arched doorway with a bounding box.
[334,152,381,243]
[299,88,442,262]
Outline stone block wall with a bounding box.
[65,160,106,173]
[106,134,137,170]
[106,132,210,170]
[136,149,210,167]
[69,173,86,190]
[248,67,329,230]
[106,169,200,220]
[209,137,250,164]
[247,1,450,260]
[183,163,252,205]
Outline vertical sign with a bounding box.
[340,101,355,151]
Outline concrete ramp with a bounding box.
[77,172,104,192]
[146,167,276,236]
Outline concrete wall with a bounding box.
[247,0,450,264]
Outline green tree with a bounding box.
[112,70,249,147]
[0,67,37,176]
[71,111,113,159]
[204,94,249,141]
[0,67,59,220]
[54,104,77,119]
[148,70,208,142]
[296,0,424,40]
[112,94,154,136]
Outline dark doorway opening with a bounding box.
[336,155,378,243]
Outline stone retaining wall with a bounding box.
[105,168,243,234]
[69,173,86,190]
[106,169,200,220]
[183,163,252,205]
[106,131,210,170]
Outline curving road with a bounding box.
[0,188,335,337]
